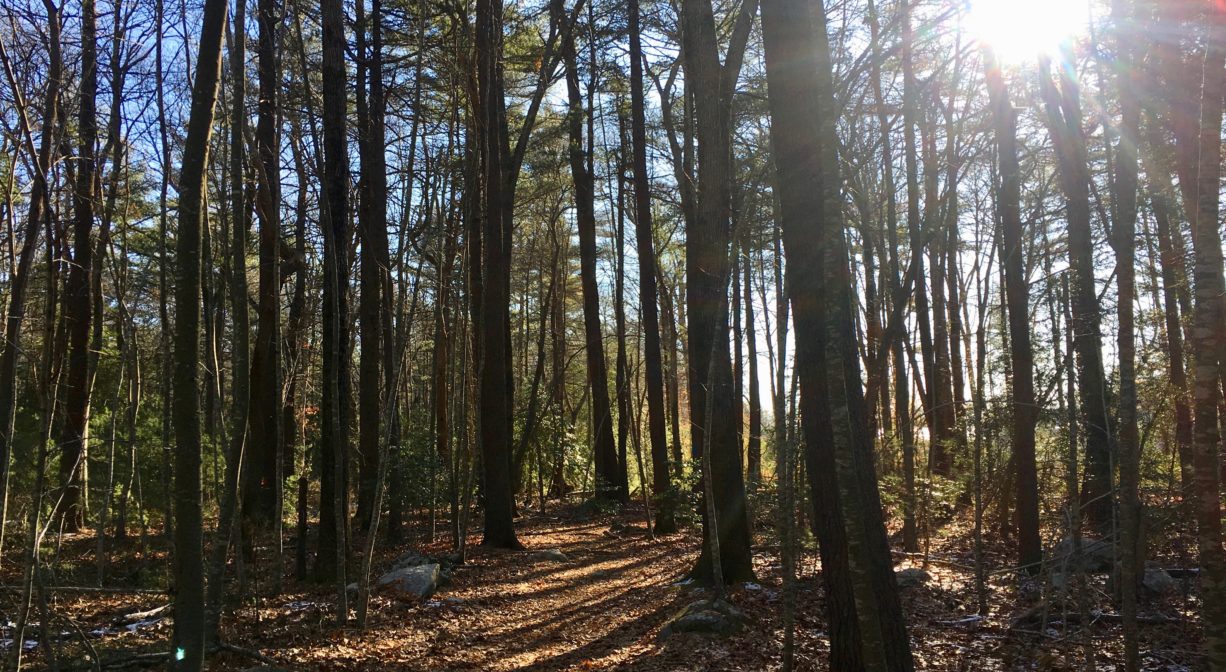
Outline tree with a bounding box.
[475,0,520,549]
[627,0,673,531]
[561,4,621,504]
[245,0,284,532]
[0,0,61,552]
[1110,0,1143,666]
[171,0,229,664]
[982,47,1040,572]
[759,0,914,668]
[58,0,100,532]
[1187,5,1226,664]
[1038,52,1113,531]
[678,0,756,586]
[317,0,354,606]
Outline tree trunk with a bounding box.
[983,47,1040,572]
[901,2,936,481]
[59,0,100,532]
[1187,11,1226,664]
[759,0,914,668]
[628,0,673,531]
[316,0,353,600]
[0,0,60,552]
[1110,0,1142,666]
[678,0,756,586]
[561,13,621,504]
[1038,55,1113,532]
[245,0,283,533]
[743,247,762,486]
[475,0,520,549]
[171,0,228,664]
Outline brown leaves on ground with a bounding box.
[3,502,1205,670]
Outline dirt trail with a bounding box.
[215,506,803,670]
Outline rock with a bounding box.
[1143,568,1177,595]
[377,563,440,600]
[659,599,746,639]
[392,551,434,571]
[1050,536,1115,573]
[531,549,570,563]
[895,568,931,589]
[1049,572,1070,592]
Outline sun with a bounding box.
[965,0,1092,63]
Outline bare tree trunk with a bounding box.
[628,0,673,530]
[1038,54,1113,532]
[475,0,520,549]
[743,247,761,486]
[760,0,913,667]
[171,0,228,663]
[1188,11,1226,664]
[983,47,1040,572]
[58,0,100,532]
[245,0,283,539]
[0,0,61,555]
[560,9,620,504]
[317,0,353,606]
[1110,0,1142,667]
[678,0,757,586]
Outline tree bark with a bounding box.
[316,0,354,599]
[476,0,520,549]
[1038,54,1113,532]
[58,0,100,532]
[245,0,283,531]
[171,0,228,664]
[1187,10,1226,664]
[678,0,756,585]
[628,0,673,531]
[983,47,1040,572]
[0,0,60,552]
[759,0,914,668]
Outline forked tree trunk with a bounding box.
[1038,54,1113,532]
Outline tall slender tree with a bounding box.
[983,47,1040,572]
[627,0,673,531]
[171,0,229,664]
[59,0,100,532]
[759,0,914,668]
[317,0,354,602]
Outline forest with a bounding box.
[0,0,1222,668]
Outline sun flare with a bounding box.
[965,0,1092,63]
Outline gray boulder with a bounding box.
[895,567,931,589]
[1142,568,1177,595]
[1050,536,1115,573]
[659,599,746,640]
[377,563,440,600]
[531,549,570,563]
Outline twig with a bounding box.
[0,585,167,595]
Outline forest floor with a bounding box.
[1,500,1205,670]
